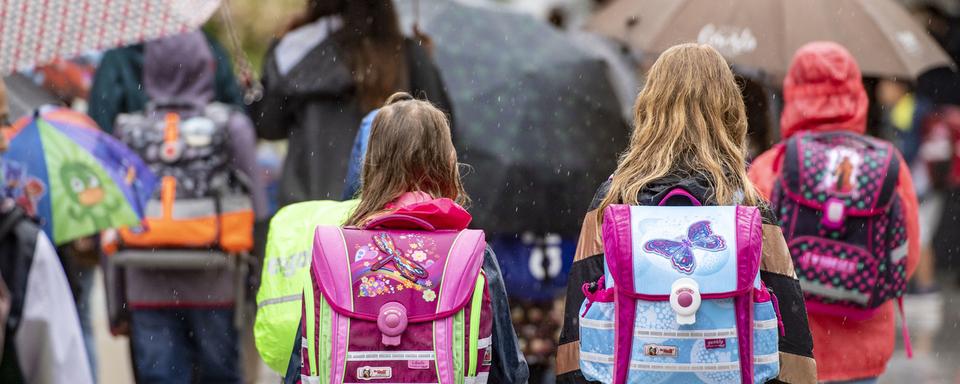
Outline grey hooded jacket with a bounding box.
[121,31,267,308]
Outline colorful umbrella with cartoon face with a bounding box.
[2,106,156,244]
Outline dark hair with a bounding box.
[338,1,409,112]
[286,1,410,112]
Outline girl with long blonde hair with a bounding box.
[556,44,817,384]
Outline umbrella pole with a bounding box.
[218,3,262,105]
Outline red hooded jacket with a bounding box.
[748,42,920,381]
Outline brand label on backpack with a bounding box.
[357,366,392,380]
[797,251,857,274]
[642,344,678,357]
[407,360,430,370]
[704,339,727,349]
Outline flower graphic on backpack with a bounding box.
[643,221,726,274]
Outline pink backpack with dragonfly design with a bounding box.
[302,212,493,384]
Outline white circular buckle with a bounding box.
[670,278,701,325]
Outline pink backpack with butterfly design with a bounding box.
[302,213,493,384]
[579,189,781,384]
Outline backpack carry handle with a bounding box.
[364,214,436,231]
[658,188,702,206]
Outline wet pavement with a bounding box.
[882,279,960,384]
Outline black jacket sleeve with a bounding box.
[250,41,296,141]
[283,322,302,384]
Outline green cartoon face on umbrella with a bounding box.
[62,162,105,206]
[59,161,121,228]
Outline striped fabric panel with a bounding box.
[579,318,780,337]
[581,351,781,372]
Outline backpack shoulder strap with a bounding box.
[778,134,804,195]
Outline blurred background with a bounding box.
[3,0,960,383]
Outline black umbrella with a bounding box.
[396,0,629,236]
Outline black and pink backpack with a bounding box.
[772,131,908,321]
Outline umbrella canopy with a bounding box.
[0,0,222,75]
[395,0,629,236]
[2,107,156,244]
[588,0,953,79]
[2,74,59,121]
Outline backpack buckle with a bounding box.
[821,197,847,230]
[377,302,408,346]
[670,278,701,325]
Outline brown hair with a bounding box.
[337,0,409,112]
[597,44,761,224]
[345,92,468,227]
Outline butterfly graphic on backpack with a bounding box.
[643,221,726,274]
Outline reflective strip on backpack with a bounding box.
[477,337,491,350]
[144,194,252,219]
[581,351,781,372]
[753,319,779,330]
[453,307,465,384]
[346,351,437,361]
[318,294,333,381]
[464,372,489,384]
[256,294,301,309]
[799,280,870,304]
[304,275,318,377]
[467,274,485,377]
[891,243,908,263]
[579,318,780,337]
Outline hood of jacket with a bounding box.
[265,36,355,98]
[591,173,721,209]
[375,191,473,231]
[780,41,868,139]
[143,31,215,105]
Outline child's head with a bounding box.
[346,92,468,226]
[600,43,760,212]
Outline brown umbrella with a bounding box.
[588,0,953,79]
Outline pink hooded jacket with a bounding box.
[749,42,920,382]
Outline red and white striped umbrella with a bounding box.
[0,0,222,75]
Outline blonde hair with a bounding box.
[345,92,469,227]
[597,43,761,221]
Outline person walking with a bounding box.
[106,32,267,384]
[557,43,817,383]
[87,31,242,134]
[749,42,920,384]
[286,92,528,384]
[252,0,452,204]
[1,80,93,383]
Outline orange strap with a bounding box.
[161,176,176,220]
[163,112,179,143]
[160,113,180,220]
